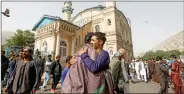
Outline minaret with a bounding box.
[62,1,74,22]
[106,0,116,8]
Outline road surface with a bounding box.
[36,80,174,93]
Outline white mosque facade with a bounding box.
[32,1,134,62]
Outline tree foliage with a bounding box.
[142,50,184,60]
[5,29,35,47]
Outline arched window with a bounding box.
[108,47,113,55]
[42,41,47,53]
[95,25,100,32]
[108,19,111,25]
[109,50,113,55]
[60,41,67,57]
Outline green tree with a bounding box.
[142,51,156,60]
[163,51,170,59]
[5,29,35,47]
[180,51,184,55]
[155,50,165,57]
[168,50,180,58]
[142,50,183,60]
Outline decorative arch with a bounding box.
[95,25,100,32]
[108,19,111,25]
[108,47,114,55]
[60,40,67,57]
[109,50,113,55]
[42,41,48,54]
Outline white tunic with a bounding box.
[135,62,140,71]
[140,61,146,75]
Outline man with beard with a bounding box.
[1,50,9,81]
[155,56,169,94]
[109,48,129,94]
[5,46,37,94]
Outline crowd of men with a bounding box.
[1,31,184,94]
[128,55,184,94]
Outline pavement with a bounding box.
[35,80,174,93]
[129,81,174,93]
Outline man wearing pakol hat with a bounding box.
[109,48,130,94]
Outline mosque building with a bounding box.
[32,1,134,62]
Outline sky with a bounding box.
[2,1,184,56]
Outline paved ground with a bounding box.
[130,81,174,93]
[36,80,174,93]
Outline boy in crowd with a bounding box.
[61,56,73,87]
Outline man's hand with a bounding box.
[3,88,8,93]
[78,48,87,56]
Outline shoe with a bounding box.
[39,86,42,89]
[172,86,175,90]
[50,89,55,93]
[41,87,46,91]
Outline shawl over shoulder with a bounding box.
[62,44,114,93]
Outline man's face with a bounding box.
[170,57,173,60]
[48,56,52,59]
[1,52,5,56]
[23,49,30,58]
[19,52,23,58]
[90,36,100,49]
[56,56,60,61]
[119,49,126,58]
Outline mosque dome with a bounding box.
[71,5,105,27]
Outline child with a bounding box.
[61,56,73,87]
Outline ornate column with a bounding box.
[71,36,76,55]
[52,33,56,60]
[55,34,61,57]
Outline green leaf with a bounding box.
[4,29,35,47]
